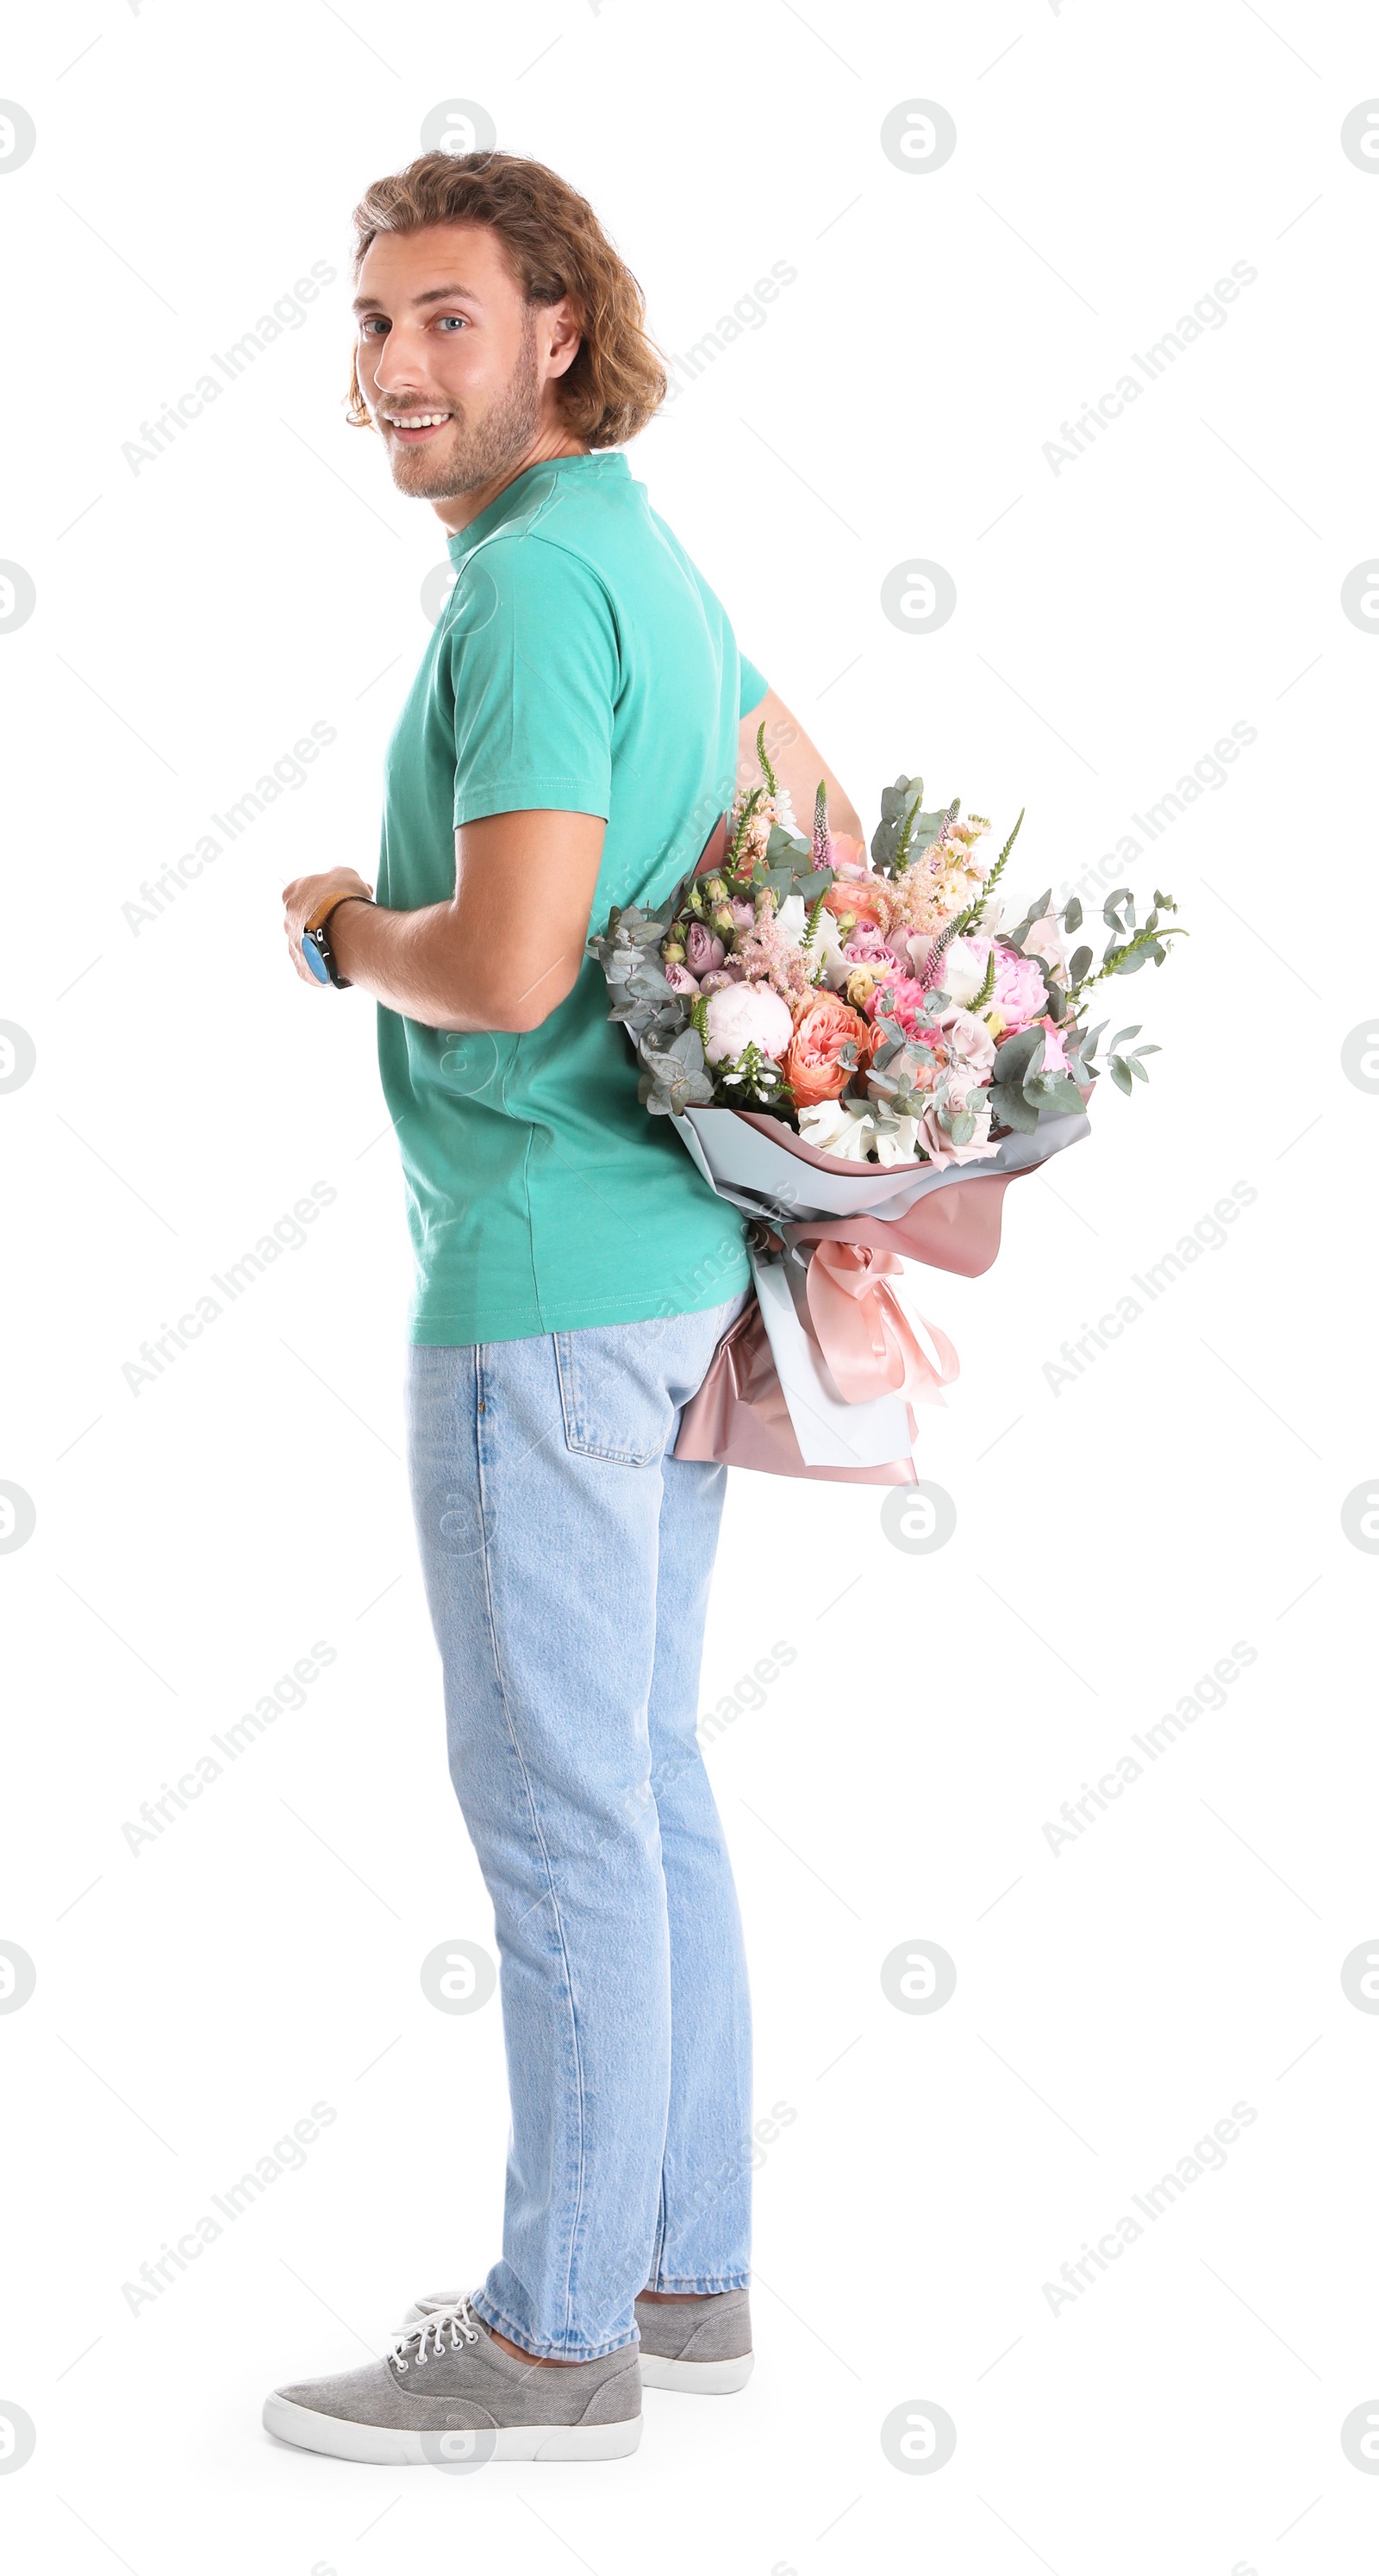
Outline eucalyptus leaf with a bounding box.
[989,1082,1039,1132]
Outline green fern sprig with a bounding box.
[755,721,777,795]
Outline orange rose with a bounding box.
[783,994,875,1107]
[821,871,889,927]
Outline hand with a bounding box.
[281,869,373,987]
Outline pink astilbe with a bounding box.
[735,895,814,1007]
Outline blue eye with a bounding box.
[436,315,467,331]
[359,319,388,338]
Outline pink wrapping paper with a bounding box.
[675,1154,1039,1483]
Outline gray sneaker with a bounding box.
[634,2288,753,2393]
[263,2292,641,2464]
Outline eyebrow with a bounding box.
[351,283,482,315]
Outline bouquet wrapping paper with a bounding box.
[672,1105,1090,1480]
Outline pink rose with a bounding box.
[729,897,756,931]
[685,923,726,975]
[934,1004,996,1081]
[702,979,795,1064]
[699,964,746,993]
[826,832,869,876]
[919,1082,999,1169]
[665,961,700,995]
[843,924,902,967]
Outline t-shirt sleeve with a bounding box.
[738,652,768,718]
[446,534,618,827]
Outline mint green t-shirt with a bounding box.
[374,452,767,1344]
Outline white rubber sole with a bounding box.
[638,2351,754,2394]
[262,2392,642,2463]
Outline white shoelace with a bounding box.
[387,2292,482,2371]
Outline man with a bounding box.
[268,149,861,2464]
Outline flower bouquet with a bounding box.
[590,731,1184,1481]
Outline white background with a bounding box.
[3,2,1377,2569]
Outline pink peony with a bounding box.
[989,947,1048,1030]
[702,979,795,1065]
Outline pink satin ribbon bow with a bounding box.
[804,1239,960,1409]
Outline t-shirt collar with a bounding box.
[445,452,630,563]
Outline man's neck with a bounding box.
[431,424,591,538]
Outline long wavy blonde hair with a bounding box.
[346,150,666,446]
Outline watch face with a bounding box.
[302,932,331,982]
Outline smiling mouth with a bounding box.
[383,411,453,441]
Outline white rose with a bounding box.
[796,1099,877,1161]
[873,1114,922,1167]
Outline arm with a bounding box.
[281,807,606,1032]
[738,683,864,842]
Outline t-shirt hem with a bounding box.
[408,1248,750,1347]
[454,780,611,826]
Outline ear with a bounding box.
[541,296,583,384]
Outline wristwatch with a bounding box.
[302,891,373,989]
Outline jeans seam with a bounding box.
[473,1342,590,2354]
[641,2273,751,2294]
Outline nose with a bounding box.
[369,323,436,401]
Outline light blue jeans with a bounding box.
[406,1291,753,2359]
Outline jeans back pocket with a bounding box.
[553,1325,670,1467]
